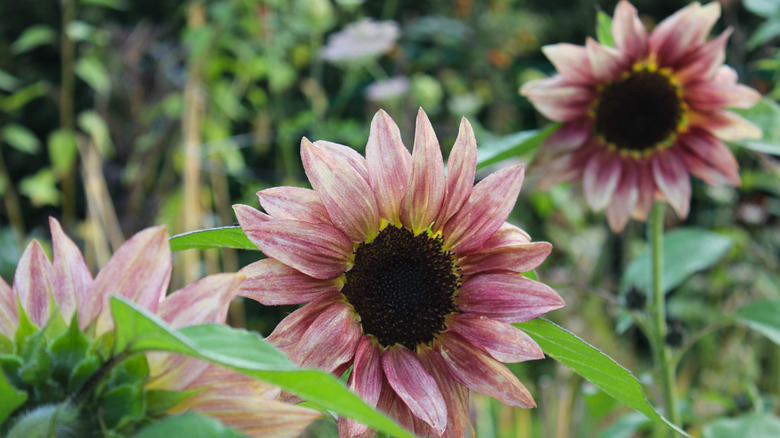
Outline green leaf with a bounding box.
[100,383,144,430]
[49,314,91,386]
[476,123,560,170]
[75,57,110,95]
[0,368,27,425]
[169,226,258,252]
[743,0,780,18]
[515,319,688,436]
[19,169,61,207]
[747,19,780,50]
[733,300,780,345]
[110,297,414,438]
[596,10,614,47]
[621,227,733,295]
[731,97,780,155]
[2,124,40,154]
[702,412,780,438]
[0,81,50,113]
[47,129,79,177]
[134,413,245,438]
[78,111,113,156]
[11,25,56,54]
[0,69,20,92]
[146,389,203,416]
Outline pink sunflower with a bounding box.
[234,108,565,437]
[520,0,761,231]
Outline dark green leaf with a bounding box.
[0,368,27,425]
[49,315,91,386]
[516,319,688,436]
[146,388,203,416]
[169,226,258,252]
[596,10,614,47]
[731,97,780,155]
[110,297,414,438]
[733,300,780,345]
[100,383,144,430]
[476,123,560,170]
[621,227,733,295]
[134,413,246,438]
[702,412,780,438]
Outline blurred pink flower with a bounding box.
[321,18,400,62]
[0,218,320,438]
[235,108,564,437]
[521,0,761,231]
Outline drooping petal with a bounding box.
[434,332,536,408]
[541,43,594,84]
[284,301,361,373]
[651,149,692,219]
[520,76,597,122]
[612,0,648,60]
[677,128,740,186]
[435,117,478,231]
[83,226,171,333]
[648,2,721,67]
[457,272,565,323]
[302,138,380,242]
[443,164,525,253]
[418,346,470,438]
[13,240,53,327]
[147,273,244,390]
[0,277,18,338]
[257,186,333,225]
[448,314,544,363]
[49,218,92,322]
[239,258,341,305]
[689,110,762,142]
[382,344,448,434]
[585,37,626,82]
[605,160,640,232]
[340,336,384,437]
[241,219,352,280]
[366,109,412,225]
[400,108,446,234]
[582,148,622,211]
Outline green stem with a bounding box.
[648,202,680,436]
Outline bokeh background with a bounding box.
[1,0,778,436]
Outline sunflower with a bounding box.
[235,108,564,437]
[521,0,761,231]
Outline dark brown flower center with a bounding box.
[341,225,460,349]
[594,69,682,151]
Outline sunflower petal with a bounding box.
[649,2,721,67]
[582,148,622,211]
[239,258,340,305]
[13,240,53,326]
[457,272,565,323]
[606,161,640,232]
[542,43,594,84]
[651,150,692,219]
[267,291,344,352]
[585,37,626,82]
[678,128,740,186]
[418,346,470,438]
[458,241,552,276]
[675,29,731,84]
[0,276,18,338]
[341,336,384,437]
[521,76,596,122]
[685,81,762,111]
[287,301,361,373]
[448,314,544,363]
[612,0,647,60]
[49,218,92,323]
[257,186,332,225]
[366,109,412,225]
[435,117,478,231]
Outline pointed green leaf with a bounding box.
[596,10,614,47]
[47,129,79,177]
[733,300,780,346]
[702,412,780,438]
[11,25,56,54]
[2,124,40,154]
[476,123,560,170]
[169,226,258,252]
[110,297,414,438]
[621,227,733,295]
[75,57,110,95]
[146,388,203,416]
[515,319,689,437]
[0,368,27,425]
[134,413,245,438]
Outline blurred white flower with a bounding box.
[321,18,400,62]
[364,76,409,102]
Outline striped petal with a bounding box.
[521,76,596,122]
[677,129,740,186]
[435,117,478,232]
[382,344,448,434]
[13,240,53,327]
[302,138,380,242]
[257,186,332,225]
[652,149,692,219]
[239,258,341,305]
[582,148,622,211]
[339,336,384,437]
[457,272,565,323]
[542,43,594,84]
[366,109,412,225]
[612,0,647,60]
[400,108,446,234]
[284,301,361,373]
[434,332,535,408]
[606,160,640,232]
[458,240,551,276]
[266,291,344,352]
[50,218,92,323]
[685,82,761,111]
[0,276,18,338]
[586,37,626,82]
[649,2,721,67]
[690,110,762,142]
[418,346,470,438]
[675,29,731,84]
[448,314,544,363]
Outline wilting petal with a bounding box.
[521,76,596,122]
[690,110,762,142]
[286,301,361,373]
[649,2,721,67]
[434,332,535,408]
[382,344,448,434]
[172,364,322,438]
[457,272,565,323]
[542,43,594,84]
[147,273,244,390]
[84,226,171,333]
[606,160,640,232]
[652,150,692,219]
[49,218,92,323]
[241,220,352,280]
[267,291,344,352]
[400,108,446,233]
[582,148,622,211]
[675,29,731,84]
[448,314,544,363]
[612,0,647,60]
[685,81,762,111]
[586,38,626,82]
[257,186,332,225]
[435,117,478,231]
[366,109,412,224]
[340,336,384,437]
[418,346,470,438]
[239,258,341,305]
[13,241,53,327]
[303,138,380,242]
[443,164,525,253]
[0,277,18,338]
[458,241,551,276]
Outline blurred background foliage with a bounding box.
[0,0,779,436]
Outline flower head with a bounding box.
[0,218,320,437]
[235,108,564,437]
[321,18,400,63]
[521,1,761,231]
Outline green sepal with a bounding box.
[49,312,91,390]
[0,332,13,354]
[146,388,204,416]
[0,365,28,426]
[13,299,39,351]
[68,354,101,394]
[99,383,145,430]
[133,413,246,438]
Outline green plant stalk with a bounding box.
[648,202,680,436]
